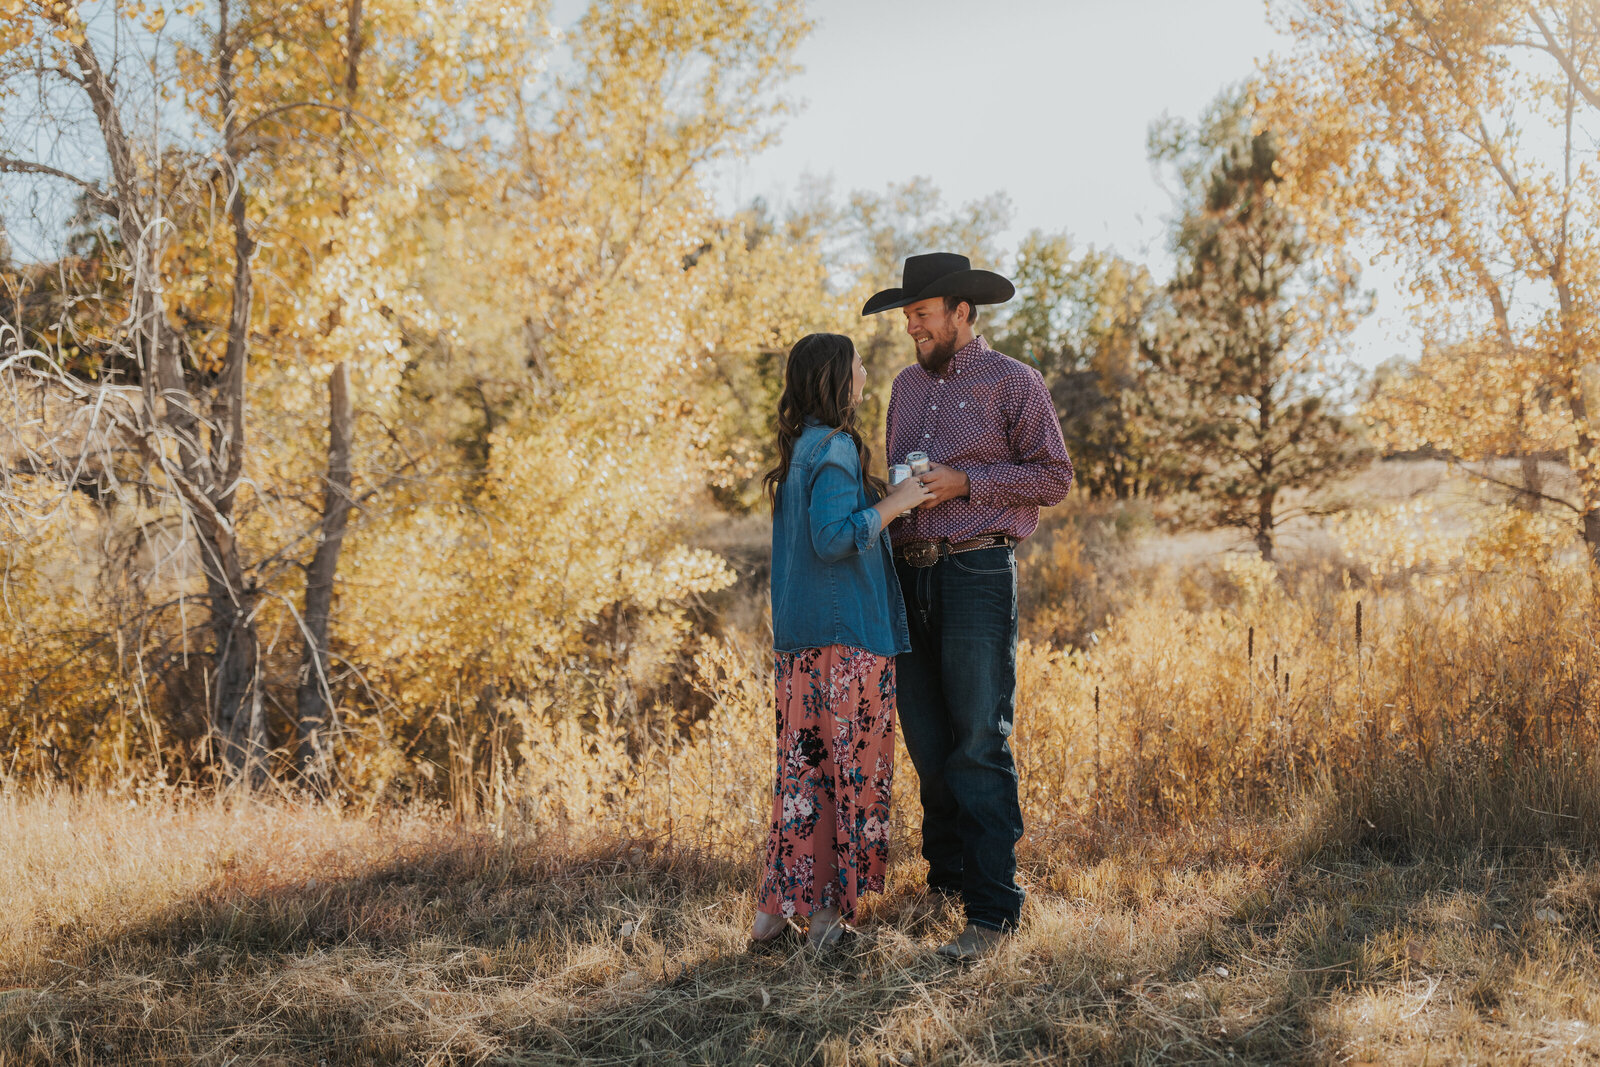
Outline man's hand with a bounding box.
[917,462,970,507]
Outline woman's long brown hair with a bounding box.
[763,333,887,509]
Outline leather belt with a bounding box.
[895,534,1017,568]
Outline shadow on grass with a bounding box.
[3,831,758,1063]
[6,813,1600,1065]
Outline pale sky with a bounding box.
[713,0,1280,262]
[680,0,1416,370]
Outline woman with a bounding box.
[750,333,932,951]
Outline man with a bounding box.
[863,252,1074,960]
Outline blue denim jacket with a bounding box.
[771,421,911,657]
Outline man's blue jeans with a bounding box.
[894,545,1024,931]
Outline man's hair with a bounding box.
[943,295,979,327]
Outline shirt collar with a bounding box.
[928,334,989,380]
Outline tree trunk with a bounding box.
[1518,452,1544,510]
[209,581,266,784]
[1573,363,1600,566]
[1256,487,1276,562]
[197,486,265,783]
[202,0,268,786]
[68,19,268,783]
[1257,371,1276,562]
[1584,508,1600,568]
[296,362,355,784]
[292,0,365,788]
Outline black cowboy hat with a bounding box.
[861,252,1015,316]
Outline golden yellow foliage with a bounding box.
[0,0,817,787]
[322,495,1598,844]
[1262,1,1600,549]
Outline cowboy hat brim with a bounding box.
[861,269,1015,316]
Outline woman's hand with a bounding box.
[872,476,933,527]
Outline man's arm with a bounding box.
[963,370,1074,507]
[883,372,921,527]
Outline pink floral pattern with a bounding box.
[756,645,896,921]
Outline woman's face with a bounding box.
[850,349,866,407]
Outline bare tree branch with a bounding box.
[1527,8,1600,113]
[0,156,114,213]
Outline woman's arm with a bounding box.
[807,440,882,563]
[808,437,932,561]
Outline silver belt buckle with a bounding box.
[903,541,941,568]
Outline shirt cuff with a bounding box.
[964,465,994,506]
[851,506,883,552]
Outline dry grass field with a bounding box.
[8,792,1600,1064]
[6,460,1600,1065]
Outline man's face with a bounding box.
[903,298,964,372]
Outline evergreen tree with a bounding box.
[1142,99,1368,560]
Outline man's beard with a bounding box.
[915,327,960,374]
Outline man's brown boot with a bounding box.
[935,923,1007,961]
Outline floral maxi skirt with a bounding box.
[756,645,895,922]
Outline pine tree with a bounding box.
[1142,102,1367,560]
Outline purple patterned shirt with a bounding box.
[884,335,1073,546]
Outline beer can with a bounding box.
[907,450,932,476]
[888,463,915,519]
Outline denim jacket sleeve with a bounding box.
[807,436,883,563]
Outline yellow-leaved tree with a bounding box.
[1263,0,1600,554]
[0,0,547,784]
[323,0,818,801]
[0,0,824,797]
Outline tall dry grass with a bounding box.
[11,481,1600,1062]
[1018,549,1600,848]
[0,787,1308,1064]
[10,482,1592,865]
[424,494,1600,868]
